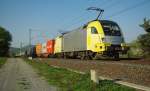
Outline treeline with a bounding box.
[0,26,12,57]
[128,18,150,58]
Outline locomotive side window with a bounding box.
[91,27,98,34]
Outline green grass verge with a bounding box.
[26,59,135,91]
[0,57,6,68]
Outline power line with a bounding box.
[60,0,149,31]
[61,0,118,31]
[31,34,47,40]
[97,0,113,8]
[104,0,122,10]
[106,0,150,18]
[65,17,86,30]
[60,0,114,31]
[60,12,87,30]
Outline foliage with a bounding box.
[127,40,143,57]
[0,26,12,56]
[0,57,7,68]
[138,32,150,57]
[26,59,135,91]
[139,18,150,32]
[138,18,150,57]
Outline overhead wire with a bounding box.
[31,29,50,43]
[103,0,122,10]
[60,0,149,31]
[97,0,113,8]
[61,0,115,31]
[106,0,150,18]
[59,12,87,31]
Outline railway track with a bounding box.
[35,57,148,64]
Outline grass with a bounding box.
[26,59,136,91]
[0,57,6,68]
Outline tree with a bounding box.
[0,26,12,56]
[128,40,143,57]
[138,33,150,57]
[138,18,150,57]
[140,18,150,32]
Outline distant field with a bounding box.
[26,59,135,91]
[0,58,6,68]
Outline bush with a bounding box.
[127,40,143,57]
[138,33,150,57]
[0,26,12,56]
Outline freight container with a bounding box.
[54,36,62,54]
[47,40,55,55]
[36,43,42,57]
[41,42,47,57]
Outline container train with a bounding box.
[28,19,129,60]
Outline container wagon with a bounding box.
[38,40,55,57]
[35,43,42,57]
[46,40,55,57]
[54,36,63,57]
[41,43,47,57]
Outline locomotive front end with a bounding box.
[100,20,129,59]
[87,20,129,60]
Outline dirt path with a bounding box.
[0,58,57,91]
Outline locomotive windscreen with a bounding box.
[100,20,121,36]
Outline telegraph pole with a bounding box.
[20,42,22,56]
[29,29,31,56]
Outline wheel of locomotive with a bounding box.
[91,54,97,60]
[89,51,97,60]
[80,51,89,60]
[81,51,94,60]
[80,52,85,60]
[114,52,120,61]
[85,51,90,60]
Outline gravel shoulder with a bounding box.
[0,58,57,91]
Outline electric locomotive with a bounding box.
[54,7,129,60]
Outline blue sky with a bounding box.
[0,0,150,47]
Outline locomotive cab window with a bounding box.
[101,20,122,36]
[91,27,98,34]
